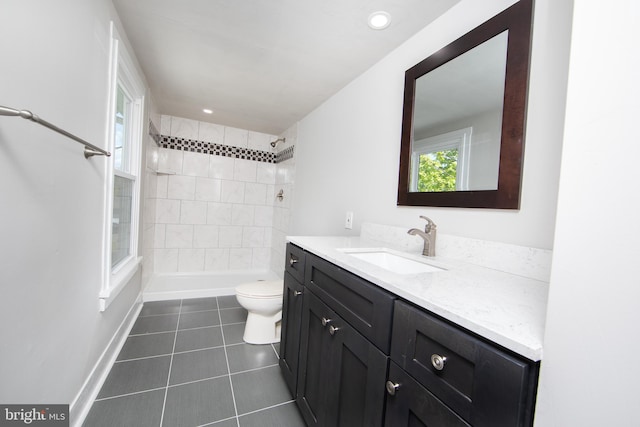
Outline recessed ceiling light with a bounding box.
[368,11,391,30]
[202,108,213,114]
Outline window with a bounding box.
[100,23,145,311]
[410,127,472,192]
[111,84,137,269]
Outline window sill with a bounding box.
[99,256,143,312]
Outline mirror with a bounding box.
[397,0,533,209]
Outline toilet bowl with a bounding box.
[235,280,283,344]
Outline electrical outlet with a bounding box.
[345,211,354,229]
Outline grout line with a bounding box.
[128,329,178,337]
[159,299,182,427]
[198,415,239,427]
[179,307,219,315]
[219,320,246,327]
[224,341,249,349]
[166,372,234,390]
[93,386,167,402]
[172,340,225,356]
[127,324,223,343]
[114,353,173,363]
[172,324,227,333]
[216,297,241,427]
[228,363,280,377]
[178,305,243,316]
[114,342,224,363]
[138,311,181,319]
[236,399,297,418]
[218,319,246,327]
[270,342,280,359]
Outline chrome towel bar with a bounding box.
[0,105,111,158]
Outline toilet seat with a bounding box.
[236,280,283,299]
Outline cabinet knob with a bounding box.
[289,257,298,266]
[293,290,303,296]
[385,381,400,396]
[431,353,447,371]
[328,325,340,336]
[321,317,332,326]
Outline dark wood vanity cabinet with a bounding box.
[280,243,540,427]
[280,244,394,427]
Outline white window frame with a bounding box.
[99,22,145,311]
[410,127,472,192]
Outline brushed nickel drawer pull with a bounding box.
[293,290,302,296]
[328,325,340,336]
[289,257,298,266]
[431,353,447,371]
[321,317,332,326]
[385,381,400,396]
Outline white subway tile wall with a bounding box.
[141,115,295,273]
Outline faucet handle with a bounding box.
[419,215,436,233]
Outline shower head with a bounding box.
[270,137,286,147]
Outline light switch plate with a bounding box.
[345,211,354,229]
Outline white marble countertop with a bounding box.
[287,235,548,361]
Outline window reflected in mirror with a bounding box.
[411,127,472,192]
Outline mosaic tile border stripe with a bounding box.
[160,135,276,163]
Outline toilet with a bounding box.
[235,280,283,344]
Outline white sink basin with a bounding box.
[341,249,444,275]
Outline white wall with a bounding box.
[534,1,640,425]
[0,0,145,410]
[292,0,572,250]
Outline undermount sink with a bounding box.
[340,249,445,275]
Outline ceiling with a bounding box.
[113,0,461,136]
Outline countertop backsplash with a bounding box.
[360,222,552,282]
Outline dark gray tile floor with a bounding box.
[83,296,305,427]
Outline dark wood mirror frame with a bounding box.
[397,0,533,209]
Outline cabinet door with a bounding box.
[297,291,389,427]
[384,362,471,427]
[323,308,388,427]
[297,290,335,427]
[279,272,305,397]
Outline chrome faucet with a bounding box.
[408,216,437,257]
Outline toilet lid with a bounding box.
[236,280,283,298]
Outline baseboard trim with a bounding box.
[69,294,143,427]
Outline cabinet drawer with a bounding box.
[391,301,538,427]
[304,251,396,353]
[285,243,306,283]
[385,361,470,427]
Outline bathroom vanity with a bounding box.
[279,237,547,427]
